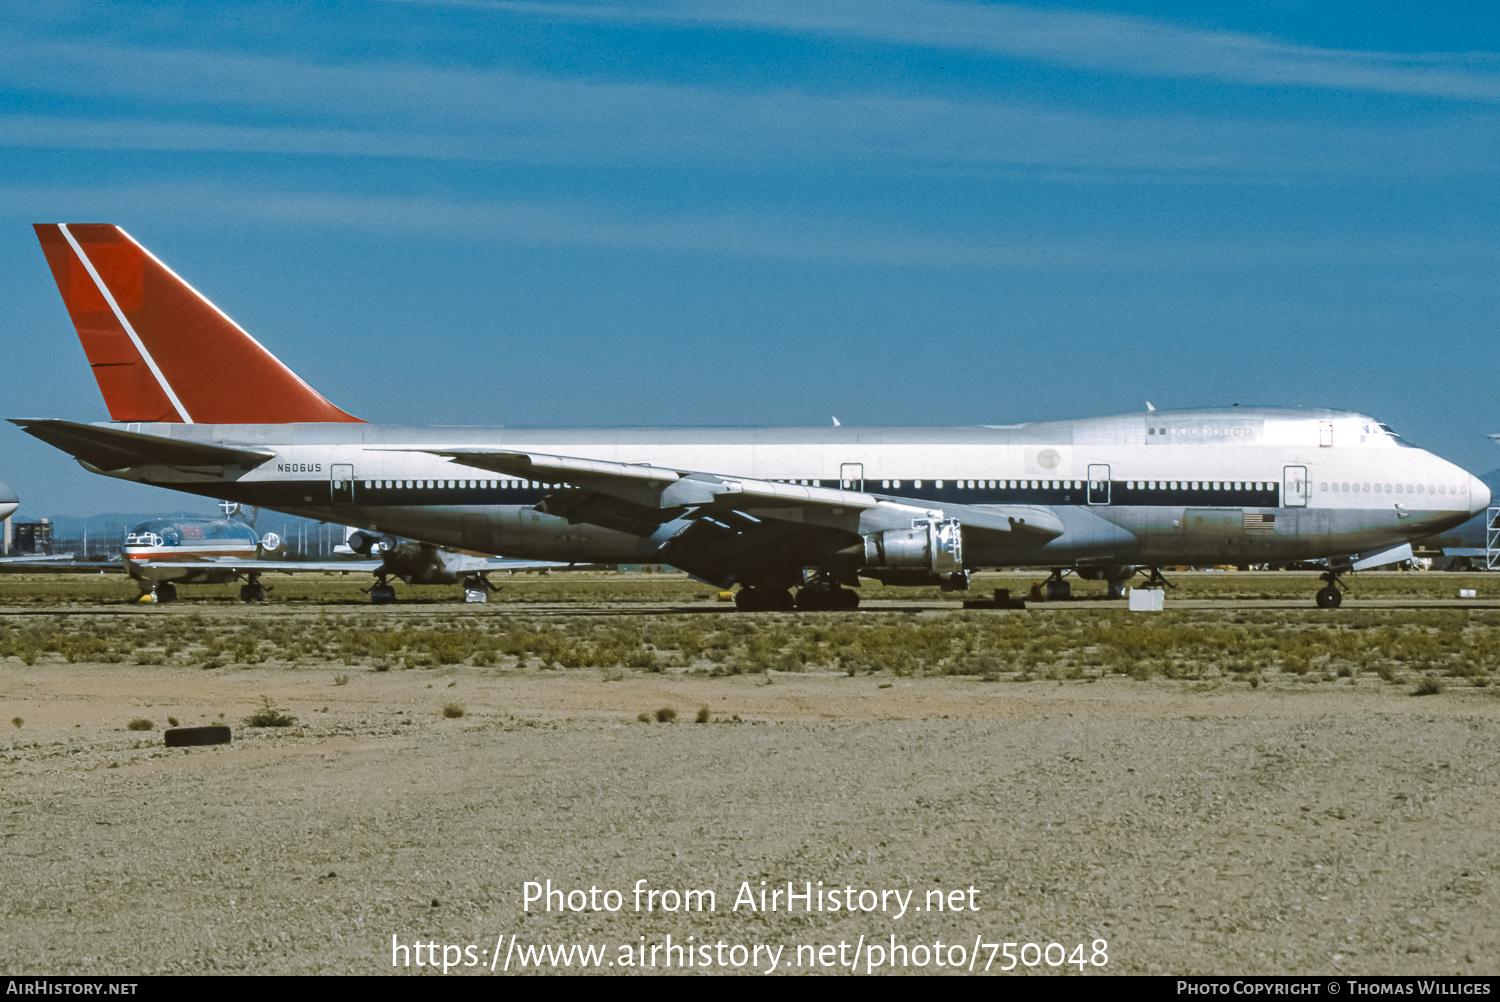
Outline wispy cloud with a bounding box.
[4,182,1492,272]
[2,40,1497,178]
[404,0,1500,102]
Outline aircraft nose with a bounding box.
[1470,474,1491,516]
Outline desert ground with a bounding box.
[1,571,1497,975]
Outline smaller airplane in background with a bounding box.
[1,515,564,603]
[0,480,17,523]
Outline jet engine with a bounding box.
[346,529,398,556]
[257,531,287,559]
[861,519,963,574]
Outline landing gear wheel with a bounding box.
[1316,585,1342,609]
[369,583,397,605]
[795,583,833,611]
[239,582,265,602]
[736,586,794,612]
[795,584,862,611]
[154,583,177,603]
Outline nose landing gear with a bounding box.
[1316,570,1344,609]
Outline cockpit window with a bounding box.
[1376,423,1416,448]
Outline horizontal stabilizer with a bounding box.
[11,419,274,472]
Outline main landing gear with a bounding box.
[366,577,398,605]
[735,580,861,612]
[734,586,794,612]
[239,575,266,603]
[1316,570,1344,609]
[794,580,860,611]
[462,574,489,603]
[1140,567,1175,591]
[141,582,177,603]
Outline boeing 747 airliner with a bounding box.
[17,224,1489,609]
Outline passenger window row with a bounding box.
[360,479,560,490]
[1320,482,1464,495]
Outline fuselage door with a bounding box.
[840,463,864,491]
[331,464,355,505]
[1087,464,1110,505]
[1283,466,1307,508]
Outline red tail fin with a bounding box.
[33,224,361,424]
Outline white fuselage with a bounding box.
[91,407,1488,573]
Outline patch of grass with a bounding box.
[333,674,349,686]
[127,718,153,731]
[637,711,652,723]
[442,703,465,718]
[696,705,710,723]
[1411,676,1444,697]
[167,716,179,727]
[245,696,296,728]
[654,707,677,723]
[10,716,21,729]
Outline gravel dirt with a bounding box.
[3,633,1498,976]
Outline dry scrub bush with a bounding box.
[245,697,296,728]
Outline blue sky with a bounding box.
[1,1,1498,514]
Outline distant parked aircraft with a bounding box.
[0,516,562,602]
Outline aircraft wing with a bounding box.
[12,419,273,472]
[127,558,387,574]
[400,446,1064,589]
[126,556,567,575]
[413,448,884,513]
[432,553,572,573]
[0,555,125,573]
[415,446,1062,538]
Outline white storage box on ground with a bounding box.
[1128,588,1165,612]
